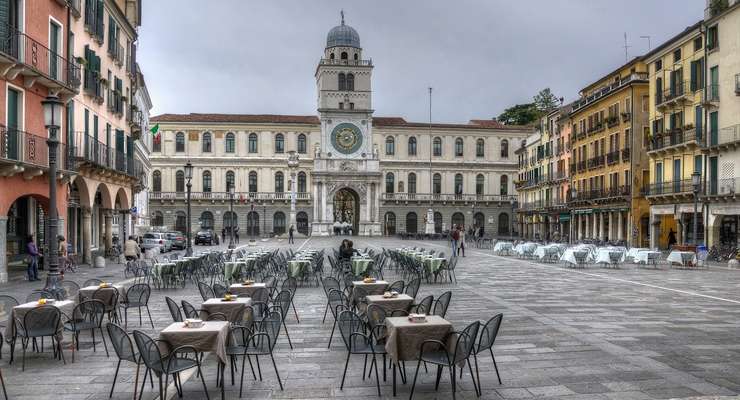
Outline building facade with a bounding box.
[148,18,531,240]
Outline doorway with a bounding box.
[333,188,359,235]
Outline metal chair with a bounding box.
[432,291,452,318]
[321,276,341,323]
[120,284,154,330]
[11,305,66,371]
[326,289,350,348]
[55,280,80,300]
[198,281,215,301]
[243,310,284,390]
[225,325,256,398]
[0,295,19,360]
[25,290,54,303]
[62,299,108,362]
[647,252,662,269]
[471,313,503,395]
[337,310,384,397]
[607,251,623,269]
[574,250,590,268]
[267,289,294,349]
[83,278,103,287]
[165,296,183,322]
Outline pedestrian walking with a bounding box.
[458,226,466,257]
[451,224,459,256]
[57,234,68,277]
[289,225,295,244]
[27,235,41,282]
[234,226,240,244]
[222,227,227,243]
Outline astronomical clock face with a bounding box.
[330,123,363,155]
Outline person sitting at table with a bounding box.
[341,240,359,260]
[338,239,349,259]
[123,235,141,260]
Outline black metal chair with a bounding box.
[181,300,203,319]
[198,281,215,301]
[225,325,256,398]
[55,280,80,300]
[337,310,385,397]
[321,276,341,323]
[267,289,294,349]
[574,249,590,268]
[133,330,210,400]
[432,291,452,318]
[244,310,284,390]
[233,305,256,330]
[11,305,66,371]
[438,256,459,284]
[326,289,350,348]
[409,320,480,400]
[281,277,300,323]
[93,287,120,324]
[471,313,503,395]
[119,284,154,330]
[0,295,19,360]
[165,296,183,322]
[213,283,229,298]
[412,295,434,315]
[106,323,152,399]
[404,277,421,299]
[62,299,108,362]
[25,290,54,303]
[83,278,103,287]
[388,280,404,294]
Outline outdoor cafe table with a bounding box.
[514,243,536,257]
[634,250,662,267]
[351,257,375,277]
[365,294,415,318]
[594,247,627,266]
[229,282,267,297]
[560,246,594,267]
[3,300,76,344]
[222,261,248,281]
[493,242,513,255]
[288,258,313,278]
[75,284,125,307]
[199,297,253,322]
[159,320,232,398]
[533,244,561,261]
[423,257,447,276]
[353,280,390,295]
[627,247,650,259]
[384,315,457,395]
[667,250,698,268]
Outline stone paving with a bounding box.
[0,237,738,400]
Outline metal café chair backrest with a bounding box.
[26,290,55,303]
[574,250,589,268]
[680,252,695,266]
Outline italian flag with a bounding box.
[151,123,160,143]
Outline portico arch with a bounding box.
[332,188,359,235]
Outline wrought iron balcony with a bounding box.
[587,155,604,169]
[83,69,105,103]
[621,148,630,162]
[69,131,140,178]
[0,124,74,173]
[701,85,720,105]
[703,124,740,150]
[707,177,738,196]
[108,40,124,65]
[576,130,586,141]
[69,0,82,18]
[571,185,631,202]
[576,160,586,173]
[319,58,372,66]
[571,72,648,113]
[644,178,703,197]
[107,89,125,116]
[606,150,620,165]
[656,80,692,110]
[151,191,312,202]
[0,20,81,92]
[84,5,105,43]
[621,112,631,122]
[647,127,702,154]
[381,193,517,203]
[126,54,135,76]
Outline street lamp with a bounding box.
[692,171,701,246]
[184,161,194,256]
[509,197,515,238]
[569,188,577,245]
[471,202,476,232]
[249,197,256,245]
[41,90,63,297]
[228,183,235,249]
[262,202,267,240]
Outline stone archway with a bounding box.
[333,188,359,236]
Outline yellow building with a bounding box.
[569,58,651,245]
[643,21,705,248]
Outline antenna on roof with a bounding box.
[622,32,631,64]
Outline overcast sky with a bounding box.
[137,0,702,124]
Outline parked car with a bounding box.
[195,229,220,245]
[166,231,186,250]
[140,232,173,253]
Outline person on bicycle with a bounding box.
[57,234,68,277]
[123,235,141,260]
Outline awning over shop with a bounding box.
[558,214,570,221]
[574,209,593,214]
[609,207,629,212]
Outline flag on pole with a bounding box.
[151,123,160,143]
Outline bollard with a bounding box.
[145,249,153,259]
[118,254,126,264]
[94,256,106,268]
[729,259,739,269]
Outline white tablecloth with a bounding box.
[514,243,537,256]
[634,250,662,264]
[533,244,560,260]
[493,242,513,254]
[594,248,626,265]
[627,248,650,259]
[560,247,593,266]
[666,251,697,267]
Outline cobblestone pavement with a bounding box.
[1,237,738,399]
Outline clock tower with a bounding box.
[312,12,381,236]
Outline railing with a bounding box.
[151,191,311,201]
[69,131,140,178]
[571,72,649,112]
[702,85,720,103]
[704,124,740,148]
[556,144,563,155]
[648,128,701,151]
[106,89,124,115]
[587,155,604,169]
[0,20,81,89]
[84,5,105,42]
[644,178,703,196]
[382,193,517,203]
[606,150,620,165]
[576,130,586,141]
[319,58,372,66]
[552,169,568,181]
[621,148,630,162]
[68,0,82,18]
[126,54,134,75]
[108,40,123,65]
[83,69,104,102]
[576,160,586,173]
[572,185,631,201]
[708,177,738,196]
[656,80,691,107]
[0,124,72,171]
[621,112,631,122]
[606,117,619,128]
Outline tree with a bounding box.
[496,103,540,126]
[533,87,560,112]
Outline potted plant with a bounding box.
[99,77,110,88]
[115,89,123,99]
[120,96,128,102]
[683,123,694,130]
[75,56,88,68]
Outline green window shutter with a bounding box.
[116,129,124,151]
[699,57,705,89]
[652,120,657,136]
[127,136,133,156]
[669,114,675,132]
[115,76,122,92]
[669,71,676,90]
[695,105,702,134]
[84,108,89,135]
[656,77,662,92]
[96,1,104,19]
[0,1,9,25]
[108,17,115,42]
[690,61,697,91]
[93,114,98,141]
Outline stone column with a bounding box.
[82,207,92,264]
[677,219,684,246]
[617,211,624,240]
[104,210,114,255]
[651,217,661,250]
[321,181,327,223]
[312,180,319,224]
[0,216,7,283]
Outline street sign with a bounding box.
[151,211,156,217]
[132,216,136,221]
[132,206,137,213]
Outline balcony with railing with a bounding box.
[0,21,81,94]
[656,81,693,111]
[648,127,702,155]
[126,53,135,76]
[570,185,631,202]
[576,160,586,173]
[571,72,649,113]
[606,150,620,165]
[707,177,738,197]
[382,193,517,204]
[106,89,124,116]
[703,124,740,151]
[69,131,140,178]
[68,0,82,18]
[587,155,604,170]
[84,5,105,43]
[555,144,563,155]
[83,69,105,103]
[108,40,124,65]
[644,179,703,197]
[621,148,630,162]
[701,85,720,106]
[319,58,372,66]
[151,191,313,202]
[576,130,586,141]
[0,124,74,174]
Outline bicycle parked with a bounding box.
[107,244,122,261]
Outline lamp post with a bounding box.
[262,203,267,240]
[509,198,515,239]
[692,171,701,246]
[184,161,193,256]
[41,90,63,297]
[228,183,235,249]
[249,198,256,245]
[569,188,577,245]
[471,202,476,233]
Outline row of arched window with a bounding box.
[157,211,310,236]
[385,173,509,195]
[386,137,509,158]
[156,132,309,154]
[152,170,308,193]
[383,211,511,235]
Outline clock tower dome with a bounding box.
[311,12,381,236]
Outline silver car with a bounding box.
[141,232,172,253]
